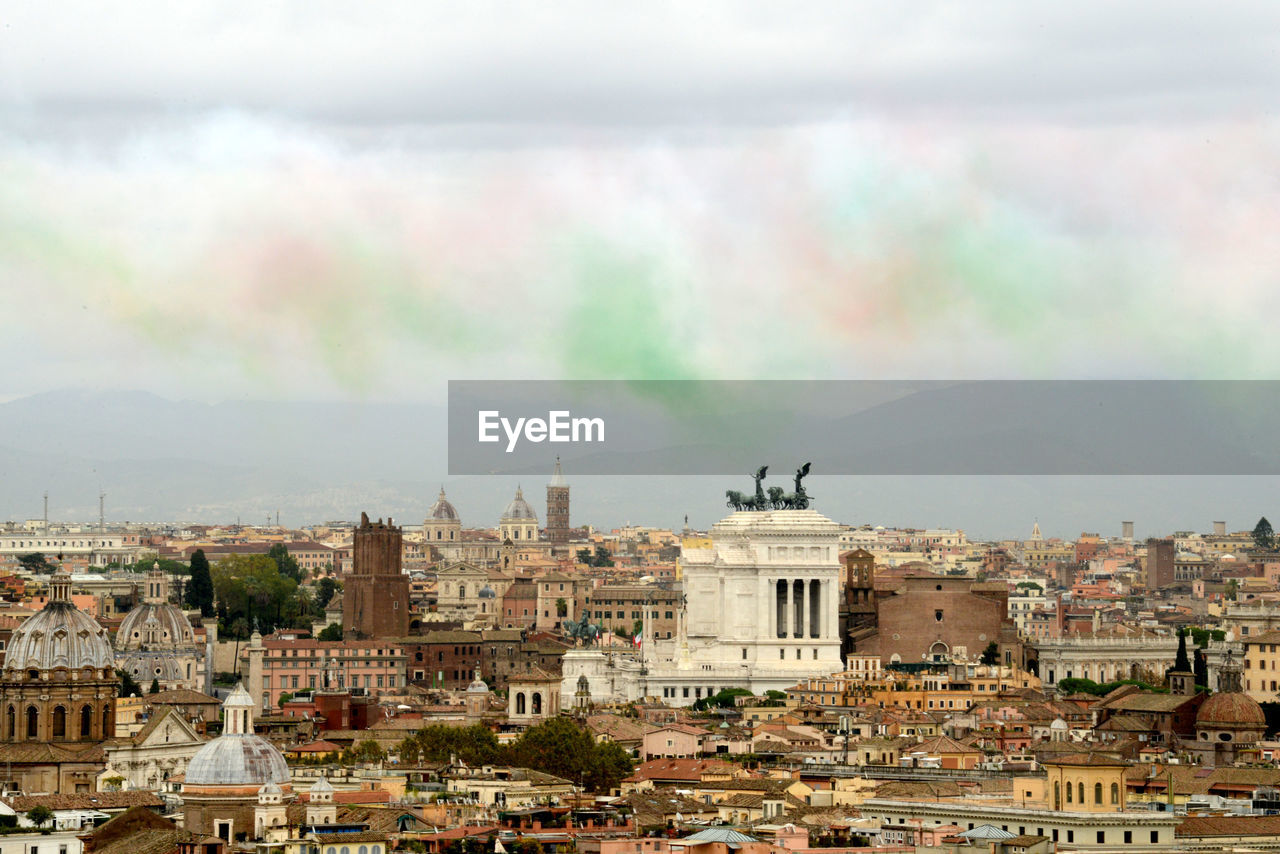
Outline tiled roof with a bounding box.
[1178,814,1280,838]
[3,790,164,812]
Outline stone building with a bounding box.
[578,507,845,706]
[422,488,463,550]
[182,683,292,841]
[100,704,205,790]
[1032,630,1179,688]
[546,458,570,547]
[507,667,562,724]
[114,564,204,691]
[499,487,539,543]
[856,575,1020,667]
[342,513,411,639]
[1186,653,1266,766]
[0,571,117,793]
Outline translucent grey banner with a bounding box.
[447,380,1280,476]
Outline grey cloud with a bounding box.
[2,2,1278,129]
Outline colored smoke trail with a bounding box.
[2,113,1279,401]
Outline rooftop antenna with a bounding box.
[99,491,105,533]
[43,492,48,527]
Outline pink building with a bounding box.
[241,635,408,707]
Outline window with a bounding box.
[1124,831,1132,844]
[1096,831,1105,844]
[1150,831,1159,843]
[1111,782,1119,804]
[1094,782,1102,804]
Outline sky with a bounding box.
[3,3,1280,533]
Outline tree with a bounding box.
[268,544,303,582]
[1254,517,1275,551]
[278,692,294,707]
[212,554,301,637]
[25,805,53,829]
[400,724,499,766]
[149,677,162,694]
[318,623,344,642]
[18,553,51,573]
[507,717,633,793]
[102,775,125,792]
[587,740,636,792]
[980,642,1000,666]
[1173,628,1192,673]
[186,549,215,617]
[692,687,752,711]
[343,738,386,765]
[314,576,342,610]
[117,668,143,698]
[556,598,568,617]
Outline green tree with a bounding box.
[343,738,386,765]
[692,687,752,711]
[980,642,1000,665]
[318,622,345,642]
[314,576,342,610]
[17,553,50,573]
[1254,517,1275,551]
[556,598,568,617]
[400,724,499,766]
[1173,628,1192,672]
[268,543,303,582]
[592,546,614,567]
[507,717,633,792]
[278,692,294,707]
[117,668,143,698]
[587,740,635,792]
[25,805,53,829]
[149,677,162,694]
[102,775,125,792]
[212,554,301,637]
[186,549,215,617]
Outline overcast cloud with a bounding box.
[3,2,1280,129]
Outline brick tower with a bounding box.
[546,457,570,547]
[342,512,411,639]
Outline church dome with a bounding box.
[428,488,459,521]
[478,585,496,600]
[185,683,290,787]
[3,576,114,674]
[501,487,537,522]
[186,735,291,786]
[117,601,197,650]
[1197,692,1266,730]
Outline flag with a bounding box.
[633,633,642,648]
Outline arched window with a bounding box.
[1094,782,1103,804]
[81,704,93,737]
[516,692,526,715]
[532,692,542,715]
[1110,782,1119,804]
[25,706,38,739]
[5,705,13,739]
[458,584,466,599]
[1054,781,1061,810]
[1078,782,1085,804]
[103,706,111,736]
[1066,781,1072,803]
[52,705,66,739]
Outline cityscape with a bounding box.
[4,466,1280,851]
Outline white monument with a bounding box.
[562,506,845,708]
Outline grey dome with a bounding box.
[501,487,537,522]
[117,602,197,650]
[428,488,459,521]
[478,585,496,599]
[117,650,190,682]
[186,734,291,786]
[4,601,114,674]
